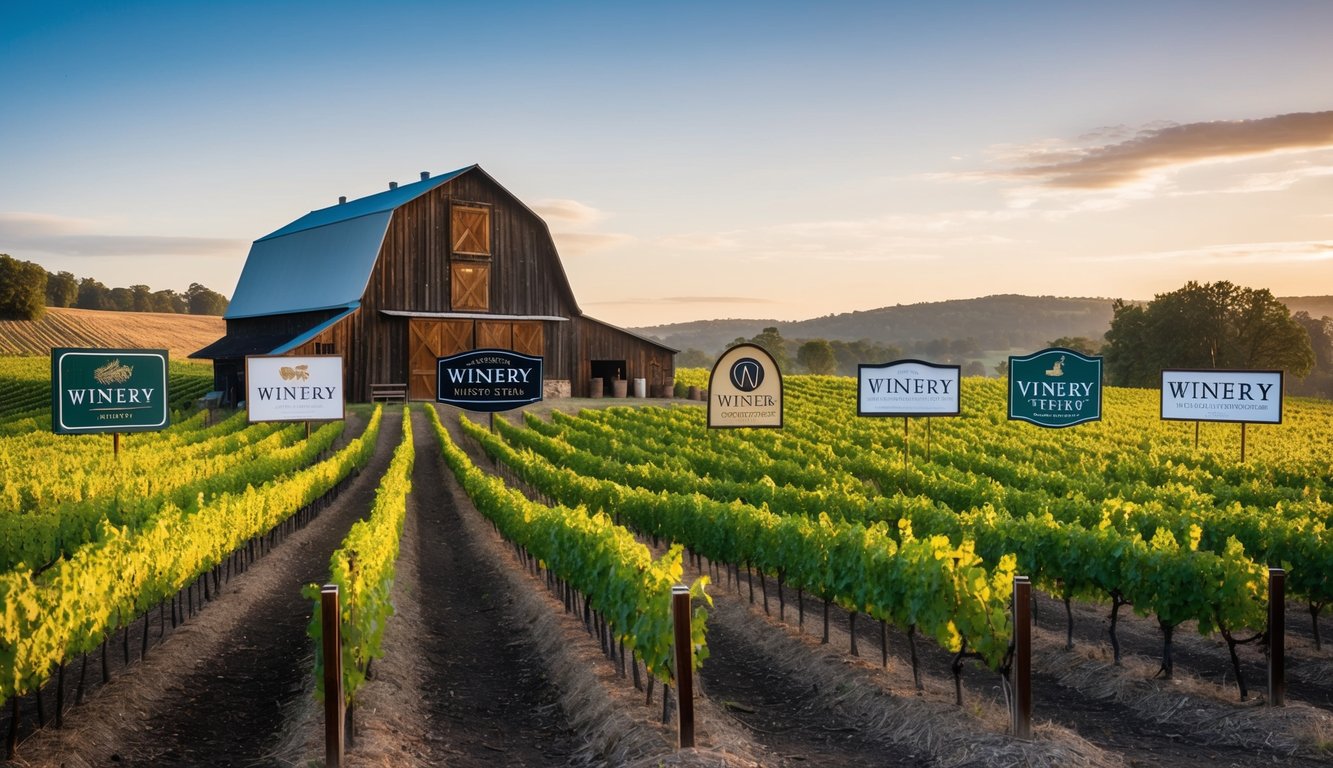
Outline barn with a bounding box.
[192,165,676,404]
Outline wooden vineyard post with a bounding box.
[672,585,696,749]
[1194,420,1200,449]
[321,584,345,767]
[113,432,120,458]
[1240,422,1247,463]
[1269,568,1285,707]
[1012,576,1032,740]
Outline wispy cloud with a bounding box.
[0,211,244,259]
[551,231,635,255]
[656,212,1021,263]
[1005,111,1333,190]
[1076,240,1333,265]
[533,198,605,224]
[586,295,779,307]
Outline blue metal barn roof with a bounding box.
[224,166,474,320]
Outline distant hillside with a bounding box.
[632,294,1333,356]
[1283,296,1333,319]
[633,295,1116,355]
[0,307,224,361]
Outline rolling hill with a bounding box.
[0,307,224,361]
[631,294,1333,357]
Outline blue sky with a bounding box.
[2,1,1331,326]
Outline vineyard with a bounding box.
[1,357,1332,766]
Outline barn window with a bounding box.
[316,342,335,355]
[451,203,491,257]
[451,262,490,311]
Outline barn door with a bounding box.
[408,319,474,400]
[476,321,512,350]
[512,321,544,357]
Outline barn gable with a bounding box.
[194,164,675,403]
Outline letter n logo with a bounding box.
[730,358,764,392]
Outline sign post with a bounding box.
[858,360,960,465]
[1160,369,1282,462]
[1007,348,1102,429]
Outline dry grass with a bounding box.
[0,307,224,360]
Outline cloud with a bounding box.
[0,211,245,259]
[551,231,635,255]
[1077,240,1333,265]
[1006,111,1333,190]
[533,198,605,224]
[586,296,779,307]
[655,212,1021,264]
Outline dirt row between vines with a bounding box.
[8,401,1333,767]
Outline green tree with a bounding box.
[76,277,110,310]
[150,289,186,313]
[733,326,791,371]
[676,348,712,368]
[0,254,48,320]
[186,282,229,315]
[796,339,837,374]
[1291,311,1333,398]
[1103,281,1314,387]
[108,287,133,311]
[1048,336,1101,355]
[45,270,78,307]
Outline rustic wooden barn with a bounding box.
[193,165,676,403]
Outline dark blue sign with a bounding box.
[436,349,544,412]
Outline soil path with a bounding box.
[5,410,395,767]
[401,406,581,765]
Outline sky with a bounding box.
[2,1,1331,328]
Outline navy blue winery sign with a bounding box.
[1007,347,1103,428]
[436,349,543,412]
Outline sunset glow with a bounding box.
[2,1,1330,327]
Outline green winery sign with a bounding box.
[51,348,169,434]
[1007,348,1102,428]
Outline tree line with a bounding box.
[682,281,1333,399]
[0,254,229,320]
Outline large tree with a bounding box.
[796,339,837,375]
[45,270,78,307]
[1290,311,1333,398]
[186,282,229,316]
[0,254,48,320]
[732,326,792,371]
[1103,281,1314,387]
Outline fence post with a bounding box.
[1012,576,1032,740]
[672,585,695,749]
[321,584,344,767]
[1269,568,1285,707]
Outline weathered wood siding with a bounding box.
[575,316,676,397]
[214,167,673,402]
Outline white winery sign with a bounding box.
[246,355,346,422]
[1160,369,1282,424]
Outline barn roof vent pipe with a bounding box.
[420,171,430,181]
[389,181,398,190]
[338,196,347,205]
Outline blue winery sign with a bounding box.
[436,349,544,412]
